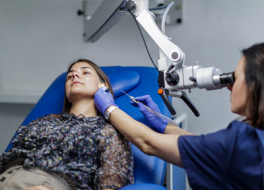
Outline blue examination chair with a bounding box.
[6,66,172,190]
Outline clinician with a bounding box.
[94,43,264,190]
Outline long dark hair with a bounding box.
[50,59,113,118]
[242,43,264,129]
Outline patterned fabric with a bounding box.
[0,113,134,190]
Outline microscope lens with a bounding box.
[219,72,235,86]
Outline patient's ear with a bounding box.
[99,83,106,88]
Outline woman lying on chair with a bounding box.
[0,59,134,190]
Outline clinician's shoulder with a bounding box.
[226,121,263,190]
[227,120,259,137]
[227,120,262,151]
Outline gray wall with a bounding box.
[0,0,263,153]
[0,103,34,152]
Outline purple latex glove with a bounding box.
[130,95,168,133]
[94,86,118,116]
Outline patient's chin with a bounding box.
[67,90,95,101]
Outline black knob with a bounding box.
[176,18,182,24]
[189,77,196,82]
[77,10,84,16]
[126,0,136,10]
[166,71,179,86]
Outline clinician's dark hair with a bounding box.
[62,59,114,115]
[242,43,264,129]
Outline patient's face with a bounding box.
[65,62,101,102]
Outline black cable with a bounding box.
[149,4,169,11]
[128,10,158,70]
[121,3,169,11]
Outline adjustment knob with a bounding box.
[77,10,84,16]
[126,1,136,10]
[171,52,179,60]
[166,71,179,86]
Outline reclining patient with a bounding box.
[0,59,134,190]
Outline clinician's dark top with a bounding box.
[178,121,264,190]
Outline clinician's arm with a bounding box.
[164,124,193,135]
[109,107,184,168]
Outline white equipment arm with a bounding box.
[132,2,234,116]
[82,0,234,116]
[136,9,185,67]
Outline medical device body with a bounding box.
[130,2,235,116]
[159,65,235,91]
[82,0,235,116]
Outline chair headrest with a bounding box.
[108,71,140,98]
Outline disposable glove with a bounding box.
[94,86,118,115]
[130,95,168,133]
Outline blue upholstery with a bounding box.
[120,183,167,190]
[108,71,140,98]
[6,66,172,190]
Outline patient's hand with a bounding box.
[24,186,52,190]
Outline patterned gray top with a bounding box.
[0,113,134,189]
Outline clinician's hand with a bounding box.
[130,95,168,133]
[94,86,118,115]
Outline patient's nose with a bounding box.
[72,72,80,79]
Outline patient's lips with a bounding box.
[72,81,83,86]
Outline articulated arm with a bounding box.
[136,9,185,68]
[132,4,234,116]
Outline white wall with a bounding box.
[0,0,263,152]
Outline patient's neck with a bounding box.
[70,99,97,118]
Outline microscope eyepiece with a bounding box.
[219,72,235,86]
[212,71,235,88]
